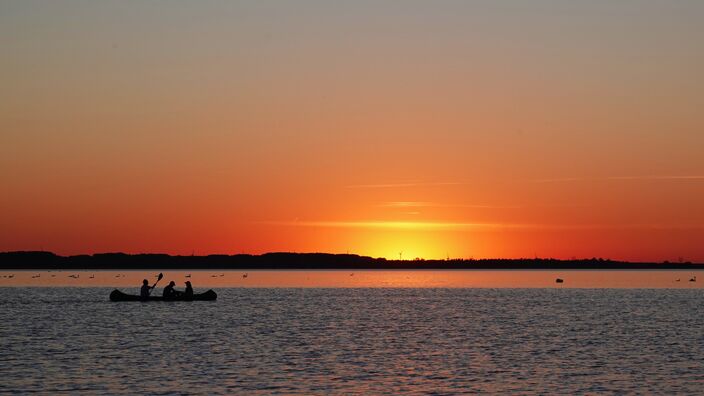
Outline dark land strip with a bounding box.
[1,251,701,270]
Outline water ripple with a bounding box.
[1,288,703,394]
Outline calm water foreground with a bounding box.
[1,286,703,394]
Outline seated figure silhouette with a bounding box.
[140,279,155,298]
[163,281,178,299]
[184,281,194,298]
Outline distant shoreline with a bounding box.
[1,251,701,270]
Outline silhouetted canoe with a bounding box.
[109,289,217,301]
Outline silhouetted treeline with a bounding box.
[0,251,701,270]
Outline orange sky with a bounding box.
[1,2,704,261]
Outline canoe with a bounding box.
[109,289,217,301]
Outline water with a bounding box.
[2,269,703,288]
[2,287,703,394]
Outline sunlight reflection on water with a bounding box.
[1,270,704,289]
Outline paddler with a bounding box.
[163,281,177,298]
[140,279,155,298]
[184,281,194,298]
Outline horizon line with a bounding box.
[1,250,701,265]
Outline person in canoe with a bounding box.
[140,279,155,298]
[163,281,178,299]
[184,281,194,298]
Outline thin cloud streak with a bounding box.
[380,201,435,208]
[528,175,704,183]
[261,221,522,230]
[606,175,704,181]
[527,177,584,184]
[258,221,704,231]
[380,202,521,209]
[346,181,466,189]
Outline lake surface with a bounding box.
[2,269,703,288]
[1,287,703,394]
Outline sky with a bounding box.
[1,1,704,261]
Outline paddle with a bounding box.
[149,273,163,295]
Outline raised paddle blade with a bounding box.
[149,272,164,294]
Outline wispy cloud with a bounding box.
[380,201,521,209]
[527,177,584,184]
[350,175,704,187]
[260,220,521,230]
[258,220,704,231]
[346,181,465,189]
[606,175,704,181]
[528,175,704,183]
[380,201,435,208]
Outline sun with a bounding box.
[359,229,453,260]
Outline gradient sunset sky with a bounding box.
[2,1,703,261]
